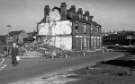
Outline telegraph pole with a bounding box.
[6,25,11,56]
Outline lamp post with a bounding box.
[6,25,11,56]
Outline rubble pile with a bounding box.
[37,43,69,58]
[19,42,69,58]
[23,51,42,57]
[18,42,42,57]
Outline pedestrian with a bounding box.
[11,42,19,66]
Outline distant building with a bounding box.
[37,2,102,51]
[8,30,28,44]
[27,31,37,38]
[103,31,135,45]
[0,35,6,45]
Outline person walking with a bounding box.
[11,42,19,66]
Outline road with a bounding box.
[0,52,124,84]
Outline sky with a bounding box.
[0,0,135,35]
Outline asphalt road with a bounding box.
[0,52,124,84]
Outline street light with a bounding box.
[6,25,11,56]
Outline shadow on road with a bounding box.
[101,50,135,69]
[101,60,135,68]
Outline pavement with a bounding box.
[0,58,7,71]
[0,51,124,84]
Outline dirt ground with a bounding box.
[9,52,135,84]
[66,53,135,84]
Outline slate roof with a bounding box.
[9,30,24,36]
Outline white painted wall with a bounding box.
[38,8,72,50]
[38,20,72,35]
[38,23,50,35]
[45,36,72,50]
[48,9,61,22]
[52,21,72,35]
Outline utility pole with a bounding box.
[6,25,11,56]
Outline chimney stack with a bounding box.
[44,5,50,22]
[70,5,76,13]
[84,11,90,22]
[89,16,94,23]
[77,8,83,21]
[60,2,67,20]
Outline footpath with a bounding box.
[0,51,124,84]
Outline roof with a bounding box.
[9,30,25,36]
[0,35,6,40]
[52,7,61,12]
[92,21,101,27]
[27,31,37,36]
[117,31,135,35]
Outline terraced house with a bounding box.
[37,2,102,51]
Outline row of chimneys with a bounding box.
[43,2,94,23]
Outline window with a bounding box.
[79,14,82,19]
[86,16,88,21]
[83,38,87,48]
[75,24,79,33]
[83,24,87,33]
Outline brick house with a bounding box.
[37,2,102,51]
